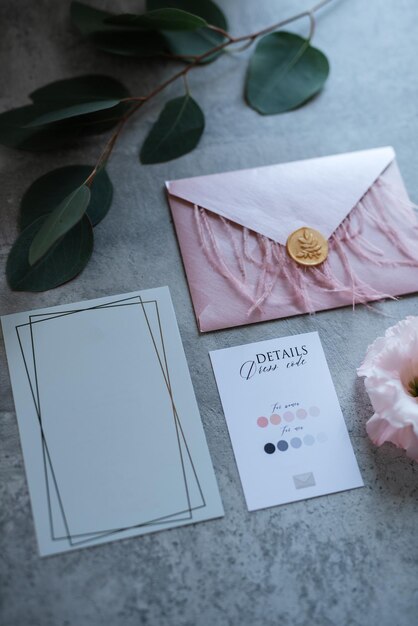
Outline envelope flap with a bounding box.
[166,147,395,245]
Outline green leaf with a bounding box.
[7,215,93,292]
[140,95,204,164]
[245,31,330,115]
[71,1,223,59]
[146,0,227,63]
[70,1,110,35]
[0,104,123,150]
[107,9,207,31]
[29,185,91,265]
[0,106,77,150]
[89,30,167,57]
[30,76,131,140]
[71,2,167,58]
[25,99,122,127]
[0,75,131,150]
[147,0,226,28]
[19,166,113,230]
[30,75,129,106]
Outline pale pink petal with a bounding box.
[366,416,418,461]
[358,316,418,462]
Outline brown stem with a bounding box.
[205,24,234,42]
[85,117,127,186]
[85,0,335,184]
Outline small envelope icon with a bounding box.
[293,472,316,489]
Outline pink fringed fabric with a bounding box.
[193,177,418,317]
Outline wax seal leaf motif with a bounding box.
[286,227,328,266]
[296,229,323,259]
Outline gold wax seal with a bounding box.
[286,227,328,266]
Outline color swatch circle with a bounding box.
[277,440,289,451]
[296,408,307,420]
[270,413,281,425]
[263,432,327,454]
[257,416,269,428]
[309,406,320,417]
[283,411,294,422]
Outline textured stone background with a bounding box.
[1,1,418,625]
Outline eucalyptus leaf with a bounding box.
[29,75,131,131]
[71,2,167,57]
[7,215,94,292]
[140,95,204,164]
[64,103,131,136]
[146,0,227,63]
[25,99,122,127]
[89,30,167,57]
[245,31,330,115]
[0,104,126,150]
[146,0,226,28]
[70,1,111,35]
[71,1,225,60]
[29,185,91,265]
[107,9,207,31]
[0,106,77,151]
[30,75,129,106]
[0,75,131,150]
[20,166,113,230]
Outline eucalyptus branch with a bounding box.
[86,0,335,184]
[3,0,335,291]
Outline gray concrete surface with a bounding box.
[1,1,417,624]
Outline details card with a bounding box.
[2,287,223,556]
[210,332,363,511]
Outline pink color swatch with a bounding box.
[270,414,281,425]
[283,411,295,423]
[257,416,269,428]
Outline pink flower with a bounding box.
[357,316,418,461]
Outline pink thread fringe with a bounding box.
[193,178,418,316]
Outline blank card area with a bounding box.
[31,304,189,535]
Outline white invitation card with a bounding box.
[2,287,223,556]
[210,332,363,511]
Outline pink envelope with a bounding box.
[166,147,418,332]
